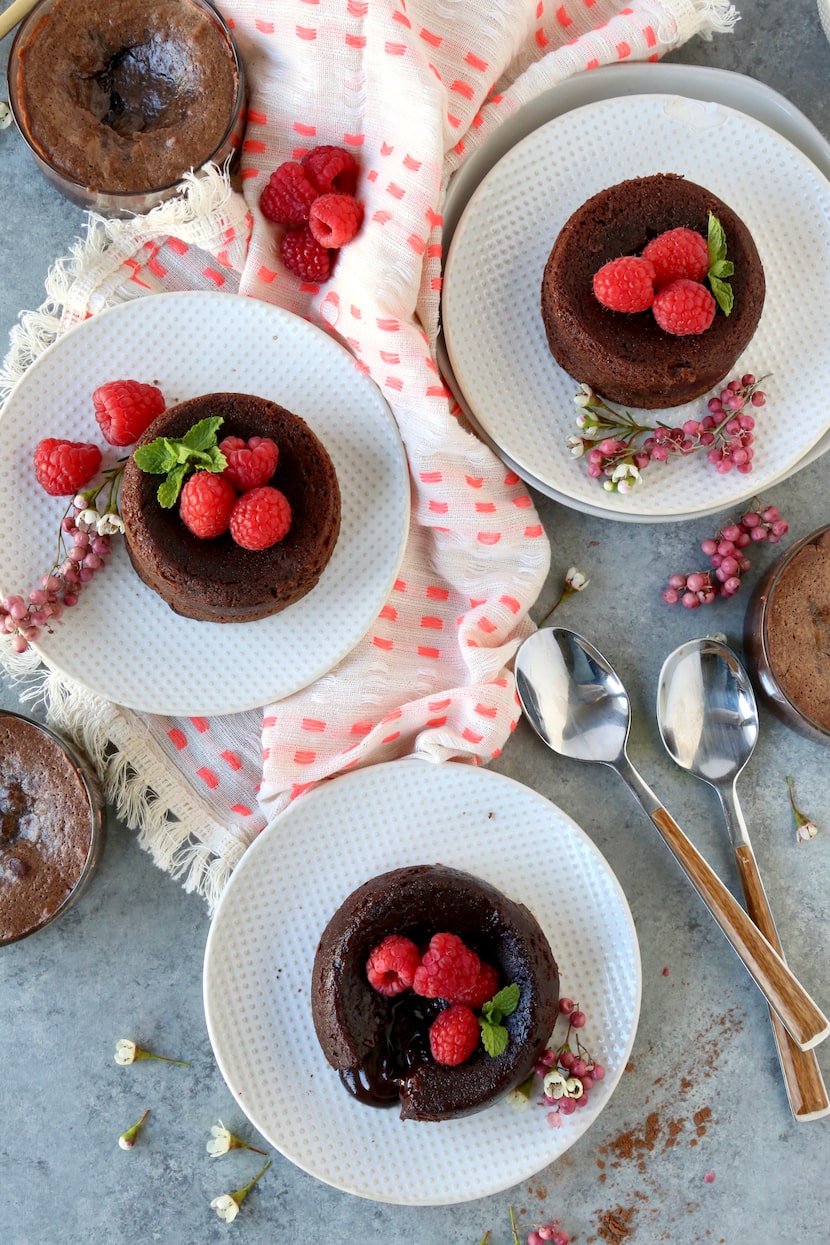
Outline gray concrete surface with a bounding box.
[2,3,830,1242]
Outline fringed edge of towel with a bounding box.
[668,0,740,43]
[0,646,245,911]
[0,163,237,404]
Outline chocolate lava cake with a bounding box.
[311,864,560,1122]
[540,173,765,409]
[121,392,341,623]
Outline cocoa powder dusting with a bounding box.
[596,1205,636,1243]
[588,1009,736,1241]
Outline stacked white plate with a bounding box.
[439,65,830,524]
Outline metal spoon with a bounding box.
[514,625,829,1052]
[657,637,830,1120]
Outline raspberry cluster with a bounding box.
[180,435,291,550]
[663,500,789,607]
[366,931,503,1066]
[9,378,169,655]
[568,373,768,494]
[593,221,728,336]
[260,144,362,283]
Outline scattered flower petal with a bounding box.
[114,1038,190,1066]
[787,776,819,844]
[703,1170,716,1183]
[207,1122,267,1157]
[118,1109,150,1150]
[210,1159,271,1223]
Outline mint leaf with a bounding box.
[134,418,227,508]
[706,212,733,317]
[709,275,734,317]
[133,439,177,474]
[480,1020,508,1058]
[157,463,188,508]
[709,258,734,280]
[181,416,224,452]
[707,212,727,265]
[488,983,520,1018]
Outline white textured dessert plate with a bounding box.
[442,93,830,520]
[0,291,410,716]
[203,759,641,1205]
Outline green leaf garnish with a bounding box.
[478,982,521,1058]
[706,212,734,316]
[132,418,228,508]
[480,1021,509,1058]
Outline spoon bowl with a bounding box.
[514,625,829,1052]
[514,626,630,765]
[657,638,759,787]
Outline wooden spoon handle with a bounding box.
[734,843,830,1119]
[650,806,829,1051]
[0,0,39,41]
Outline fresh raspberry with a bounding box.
[92,379,166,447]
[219,435,279,492]
[230,485,292,550]
[454,960,500,1009]
[302,144,359,196]
[652,278,716,336]
[641,227,710,289]
[179,471,238,540]
[412,932,481,1001]
[33,438,102,497]
[366,934,421,997]
[260,161,318,226]
[309,193,363,249]
[592,256,656,313]
[429,1004,481,1066]
[280,225,333,283]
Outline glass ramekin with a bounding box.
[743,524,830,746]
[0,711,105,947]
[7,0,247,217]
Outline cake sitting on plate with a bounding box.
[311,864,560,1122]
[540,173,765,409]
[120,392,341,623]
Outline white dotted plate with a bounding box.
[203,759,641,1205]
[0,292,409,715]
[442,94,830,519]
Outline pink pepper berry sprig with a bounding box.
[529,996,606,1126]
[567,374,769,494]
[1,463,126,655]
[663,498,789,608]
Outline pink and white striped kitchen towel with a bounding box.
[0,0,737,905]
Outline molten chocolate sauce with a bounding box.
[339,995,443,1108]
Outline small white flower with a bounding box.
[566,435,585,458]
[75,508,101,532]
[118,1109,150,1149]
[207,1121,266,1158]
[210,1194,240,1224]
[97,512,125,536]
[564,1075,584,1098]
[115,1039,137,1065]
[0,102,11,130]
[543,1068,568,1100]
[210,1159,271,1223]
[208,1123,234,1157]
[574,383,594,407]
[611,462,640,483]
[565,567,589,592]
[797,820,818,843]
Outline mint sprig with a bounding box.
[706,212,734,317]
[132,416,227,508]
[479,983,521,1058]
